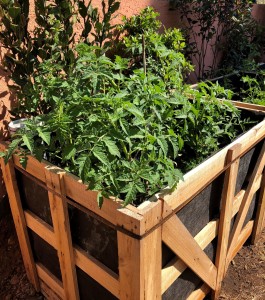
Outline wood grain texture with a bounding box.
[228,142,265,261]
[74,246,120,298]
[118,227,162,300]
[186,283,210,300]
[228,221,254,265]
[45,167,79,300]
[36,263,64,299]
[252,172,265,244]
[162,220,218,293]
[213,146,240,300]
[24,210,56,249]
[0,158,40,291]
[162,213,217,290]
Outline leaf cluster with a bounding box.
[0,0,121,117]
[1,6,252,207]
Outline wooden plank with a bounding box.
[40,280,63,300]
[231,100,265,113]
[64,172,123,225]
[162,120,265,212]
[252,172,265,244]
[227,221,254,265]
[186,283,211,300]
[45,166,79,300]
[213,146,240,300]
[36,263,64,299]
[24,210,56,249]
[0,158,40,291]
[228,142,265,261]
[74,246,120,298]
[162,213,217,290]
[13,154,46,182]
[162,219,218,293]
[118,227,161,300]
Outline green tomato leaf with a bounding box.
[62,144,76,161]
[103,137,121,157]
[22,135,33,152]
[93,147,109,165]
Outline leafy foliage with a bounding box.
[0,0,121,117]
[170,0,264,80]
[1,6,253,207]
[2,42,249,206]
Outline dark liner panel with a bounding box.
[76,267,118,300]
[235,140,263,195]
[28,229,62,281]
[162,143,260,298]
[15,169,53,226]
[163,239,217,300]
[68,203,119,274]
[162,173,224,267]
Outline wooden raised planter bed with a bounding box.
[1,104,265,300]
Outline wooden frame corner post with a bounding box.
[0,158,40,291]
[117,226,162,300]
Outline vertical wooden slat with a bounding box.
[45,166,79,300]
[0,158,40,291]
[252,171,265,244]
[212,145,240,300]
[227,141,265,262]
[118,227,162,300]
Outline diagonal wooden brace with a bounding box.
[162,203,217,291]
[227,141,265,264]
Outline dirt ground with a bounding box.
[0,211,43,300]
[0,209,264,300]
[219,228,265,300]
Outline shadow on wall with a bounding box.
[0,50,10,206]
[0,51,13,141]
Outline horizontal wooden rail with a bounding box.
[186,283,210,300]
[25,210,56,248]
[36,263,64,299]
[74,247,120,298]
[24,210,120,298]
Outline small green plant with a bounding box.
[240,73,265,106]
[118,7,193,88]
